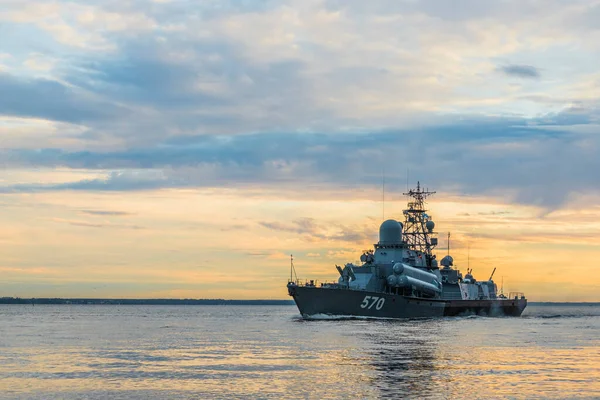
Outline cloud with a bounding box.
[2,0,599,150]
[1,110,600,208]
[0,170,168,192]
[1,0,600,210]
[497,64,541,79]
[458,211,511,216]
[50,217,144,230]
[1,110,599,206]
[260,218,377,244]
[1,114,564,167]
[65,41,233,108]
[3,0,600,301]
[79,210,133,216]
[0,72,123,124]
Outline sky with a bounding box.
[1,0,600,300]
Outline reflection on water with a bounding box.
[357,322,440,397]
[0,305,598,399]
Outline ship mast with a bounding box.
[289,254,298,283]
[402,181,437,257]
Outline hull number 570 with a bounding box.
[360,296,385,310]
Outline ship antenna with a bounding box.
[290,254,298,283]
[406,168,409,203]
[467,242,470,270]
[447,232,450,256]
[382,166,385,221]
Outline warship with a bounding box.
[287,183,527,318]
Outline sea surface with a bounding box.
[0,304,598,399]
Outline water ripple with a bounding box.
[0,304,598,399]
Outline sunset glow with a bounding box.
[1,0,600,300]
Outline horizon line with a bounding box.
[1,297,599,305]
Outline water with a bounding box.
[0,304,598,399]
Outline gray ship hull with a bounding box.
[288,285,527,318]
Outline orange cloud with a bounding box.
[1,187,599,300]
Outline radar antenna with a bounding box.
[402,181,437,256]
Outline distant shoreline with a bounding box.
[0,297,598,306]
[0,297,294,305]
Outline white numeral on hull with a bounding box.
[360,296,385,310]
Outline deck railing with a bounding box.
[288,279,319,287]
[508,292,526,299]
[288,279,340,288]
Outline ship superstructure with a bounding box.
[287,183,527,318]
